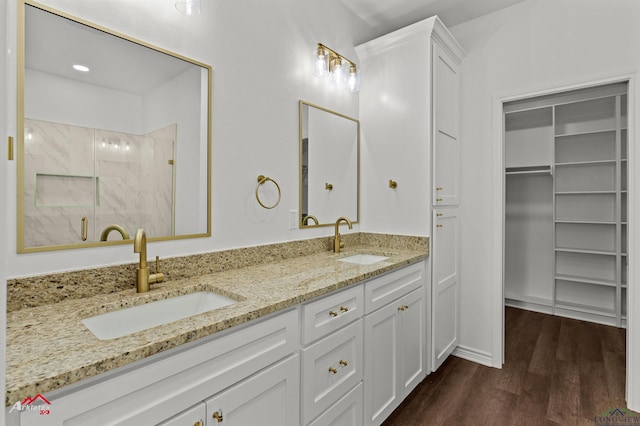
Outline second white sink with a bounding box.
[82,291,237,340]
[338,254,390,265]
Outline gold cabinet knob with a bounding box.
[329,311,338,317]
[339,360,349,366]
[212,410,223,423]
[340,306,349,312]
[328,367,338,374]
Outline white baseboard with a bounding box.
[452,345,495,368]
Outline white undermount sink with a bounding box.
[82,291,237,340]
[338,254,390,265]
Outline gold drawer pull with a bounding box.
[212,410,223,423]
[436,198,443,202]
[328,367,338,374]
[437,213,443,217]
[436,224,443,228]
[329,311,338,317]
[436,187,443,191]
[398,305,409,311]
[339,360,349,366]
[340,306,349,312]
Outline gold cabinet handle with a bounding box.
[436,187,443,191]
[389,179,398,188]
[398,305,409,311]
[339,360,349,366]
[329,311,338,317]
[325,183,333,190]
[195,422,202,426]
[436,224,443,228]
[436,213,443,217]
[328,367,338,374]
[81,216,88,241]
[212,410,223,423]
[436,198,443,202]
[340,306,349,312]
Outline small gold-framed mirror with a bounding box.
[299,101,360,228]
[17,0,212,252]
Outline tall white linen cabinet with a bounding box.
[355,15,466,387]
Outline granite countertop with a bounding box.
[5,243,428,406]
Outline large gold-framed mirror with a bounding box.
[17,0,212,253]
[299,101,359,228]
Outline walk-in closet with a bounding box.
[504,82,628,327]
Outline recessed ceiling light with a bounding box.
[73,64,90,72]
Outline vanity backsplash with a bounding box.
[7,233,429,312]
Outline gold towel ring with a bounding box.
[256,175,281,209]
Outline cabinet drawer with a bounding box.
[308,382,363,426]
[301,284,363,345]
[301,319,363,425]
[364,262,425,314]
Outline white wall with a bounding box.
[5,0,373,278]
[25,69,144,133]
[142,66,204,235]
[450,0,640,407]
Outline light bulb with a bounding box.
[313,46,329,78]
[347,64,360,93]
[331,57,346,87]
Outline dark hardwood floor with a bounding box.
[383,307,638,425]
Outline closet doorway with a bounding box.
[504,82,628,327]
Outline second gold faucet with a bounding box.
[133,228,164,292]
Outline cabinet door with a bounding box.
[205,355,300,426]
[432,208,459,371]
[364,301,399,426]
[432,43,460,207]
[158,402,206,426]
[397,288,426,395]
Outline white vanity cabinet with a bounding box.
[13,309,299,426]
[363,262,427,426]
[157,402,206,426]
[301,285,364,425]
[204,355,299,426]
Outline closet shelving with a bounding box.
[504,83,628,327]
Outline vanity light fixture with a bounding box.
[175,0,200,15]
[313,43,359,93]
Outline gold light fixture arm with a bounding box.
[316,43,357,69]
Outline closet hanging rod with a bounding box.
[505,165,552,176]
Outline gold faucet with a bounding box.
[334,216,353,253]
[133,228,164,292]
[100,224,130,241]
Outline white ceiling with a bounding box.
[26,4,194,95]
[338,0,528,31]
